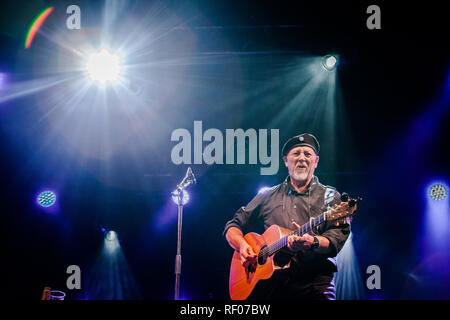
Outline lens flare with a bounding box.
[25,7,54,49]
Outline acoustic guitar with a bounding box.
[229,193,360,300]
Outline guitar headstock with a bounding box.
[325,193,361,223]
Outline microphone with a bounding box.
[177,167,196,190]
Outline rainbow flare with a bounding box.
[25,6,54,49]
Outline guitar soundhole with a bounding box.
[258,245,268,265]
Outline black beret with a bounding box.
[281,133,320,156]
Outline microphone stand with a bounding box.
[174,187,183,300]
[173,168,195,300]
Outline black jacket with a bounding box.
[224,175,350,276]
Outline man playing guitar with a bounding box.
[224,133,351,300]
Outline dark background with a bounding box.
[1,0,449,300]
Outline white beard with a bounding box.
[292,167,309,184]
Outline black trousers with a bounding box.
[248,266,336,300]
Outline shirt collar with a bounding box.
[285,175,318,195]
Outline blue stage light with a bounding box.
[0,72,5,89]
[322,54,338,71]
[334,232,367,300]
[37,191,56,207]
[423,181,449,252]
[88,229,140,299]
[105,230,118,241]
[429,184,447,201]
[104,230,120,254]
[172,189,189,205]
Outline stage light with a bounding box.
[334,232,366,299]
[171,189,189,205]
[0,72,5,89]
[105,230,118,241]
[88,229,140,299]
[423,181,449,252]
[322,54,338,71]
[37,191,56,207]
[429,184,447,201]
[85,49,122,84]
[104,230,120,254]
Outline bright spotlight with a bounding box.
[85,49,122,84]
[322,54,338,71]
[37,191,56,207]
[104,230,119,254]
[105,230,118,241]
[429,184,447,201]
[334,232,367,299]
[171,189,189,205]
[424,181,449,252]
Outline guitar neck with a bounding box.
[266,211,328,257]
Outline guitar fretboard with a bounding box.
[260,202,350,256]
[264,211,330,257]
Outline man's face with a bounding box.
[283,146,319,185]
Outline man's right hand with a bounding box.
[239,242,257,270]
[225,227,258,270]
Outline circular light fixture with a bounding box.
[37,191,56,207]
[322,54,338,71]
[429,184,447,201]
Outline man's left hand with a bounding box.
[287,222,315,252]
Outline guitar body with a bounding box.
[229,224,292,300]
